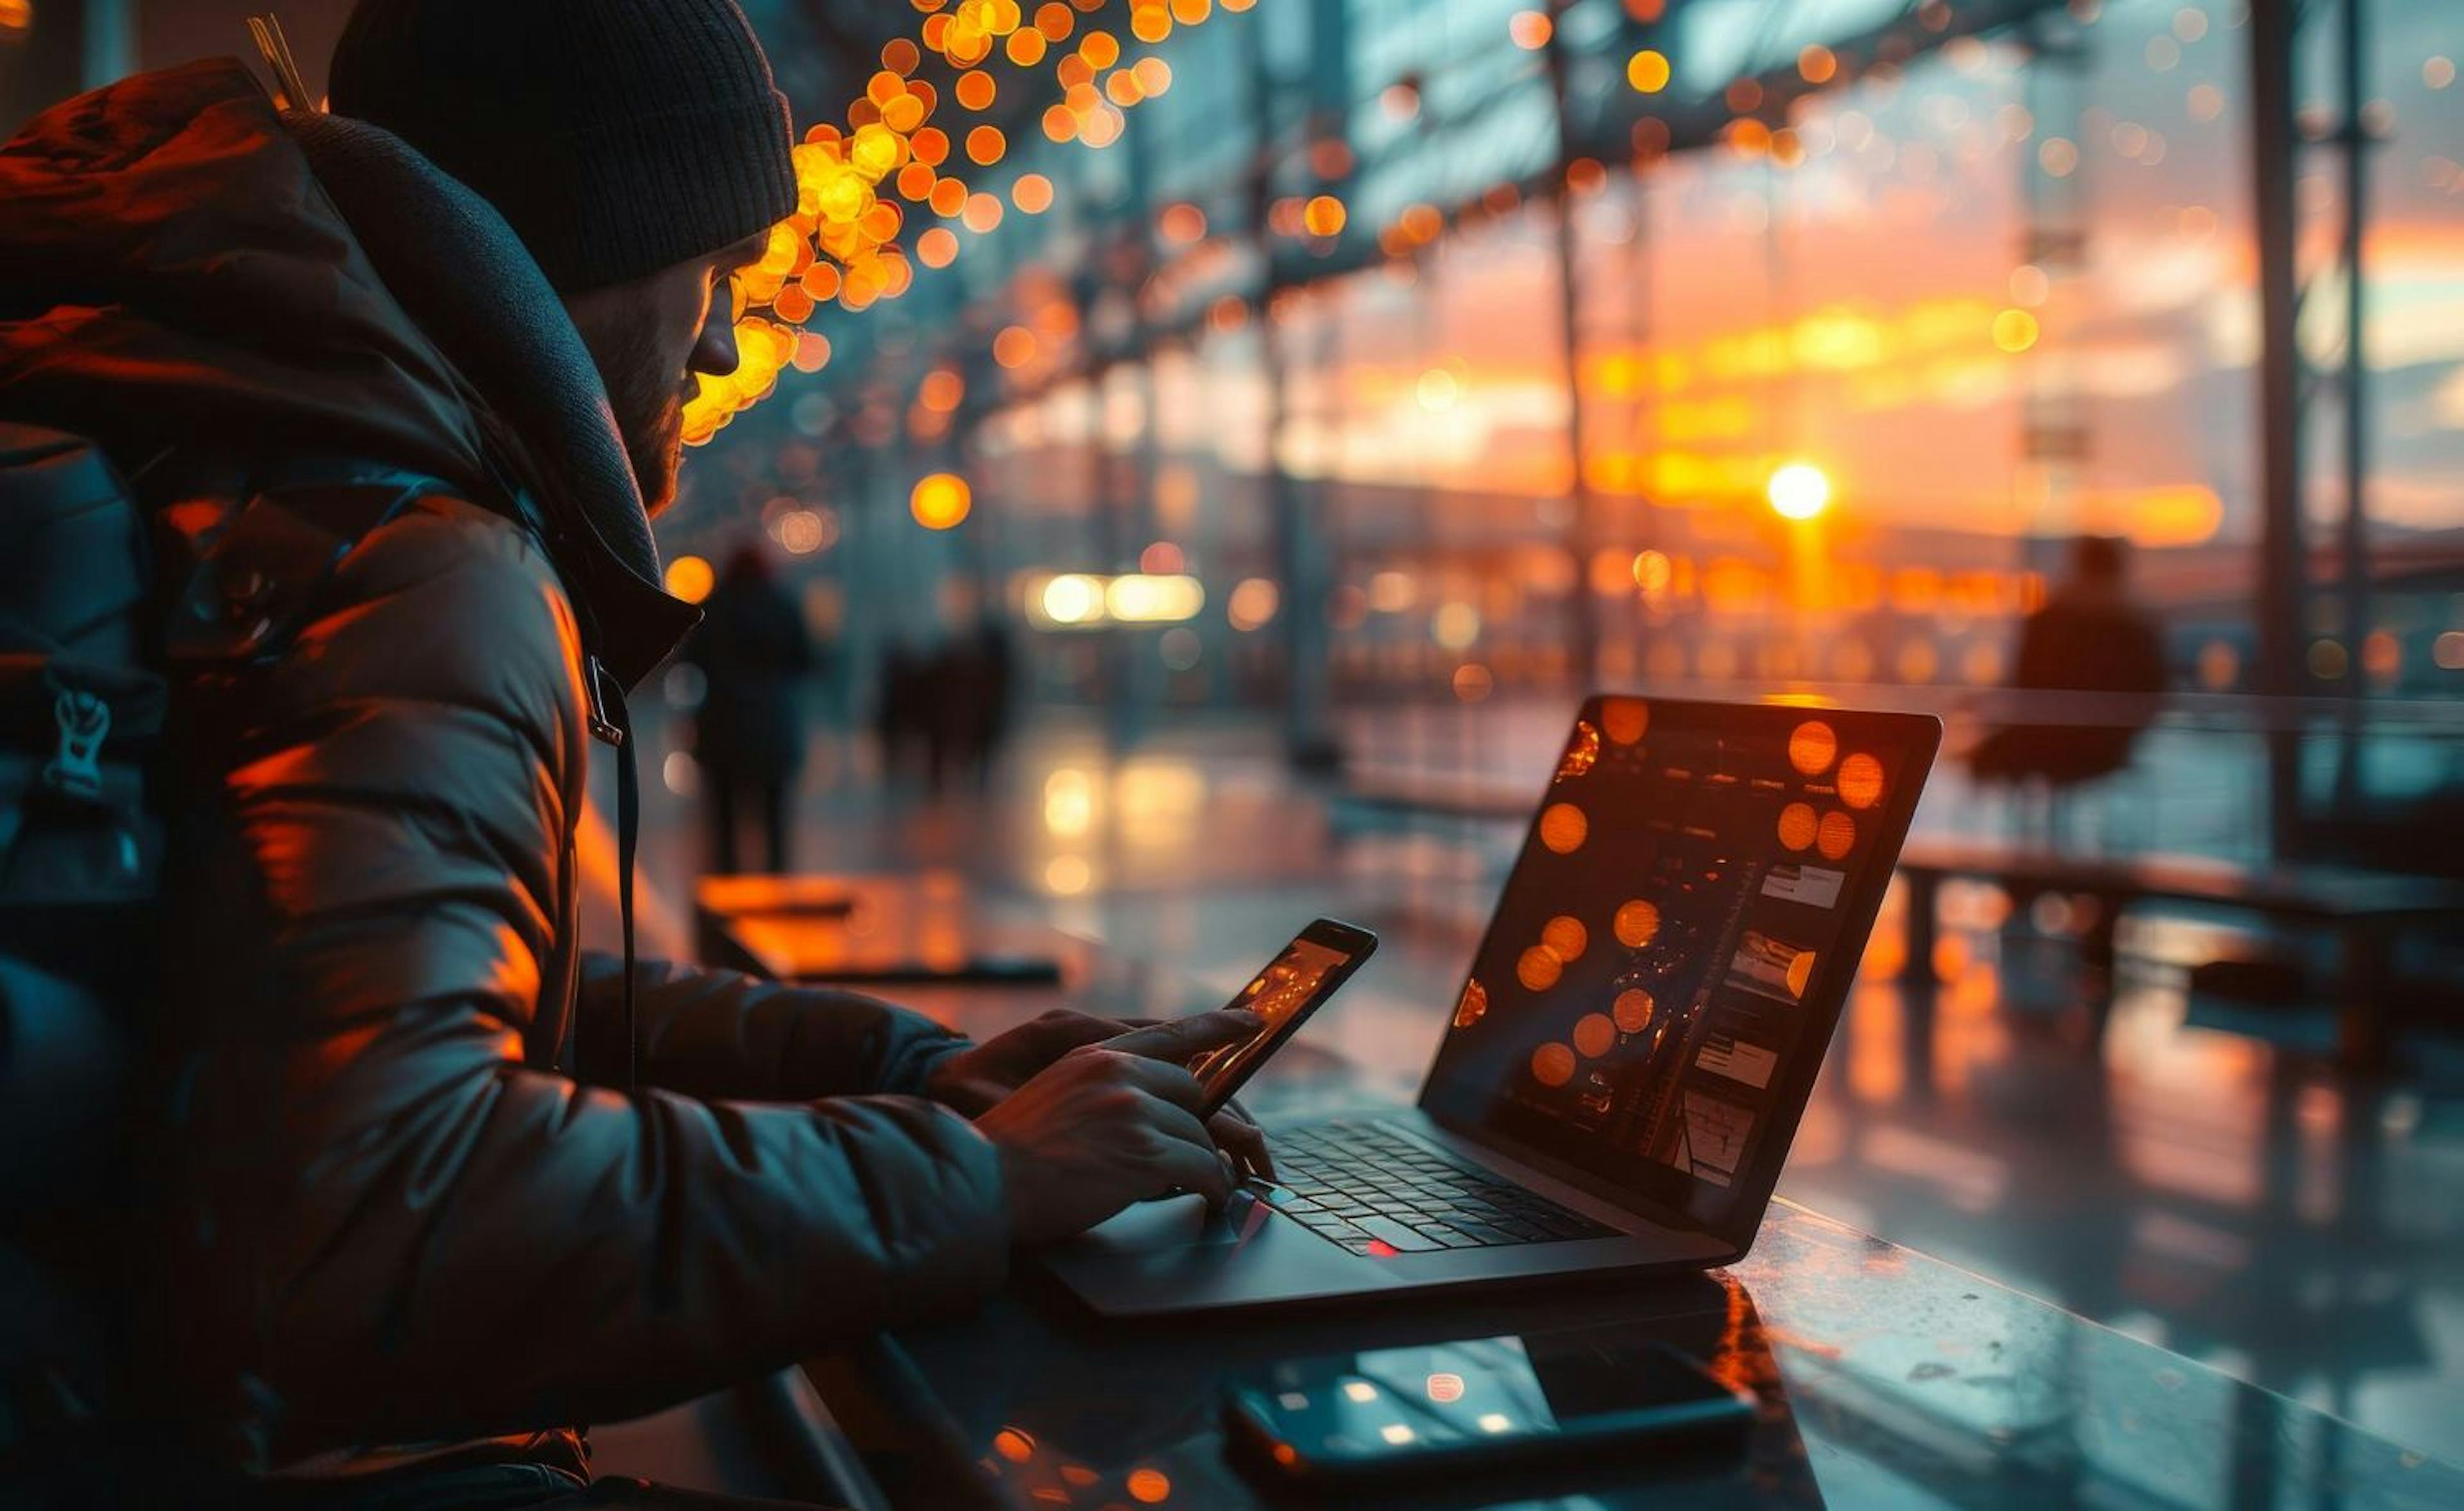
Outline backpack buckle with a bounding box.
[42,687,111,801]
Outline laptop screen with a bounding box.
[1419,697,1936,1236]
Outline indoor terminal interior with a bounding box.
[4,0,2462,1507]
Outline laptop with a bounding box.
[1040,696,1941,1317]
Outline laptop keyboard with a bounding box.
[1256,1118,1618,1255]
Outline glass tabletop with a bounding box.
[777,923,2461,1510]
[812,1150,2461,1510]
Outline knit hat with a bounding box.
[328,0,797,293]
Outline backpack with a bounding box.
[0,425,649,1464]
[0,425,523,1454]
[0,424,162,1452]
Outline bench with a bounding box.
[1333,773,2464,1073]
[1895,839,2464,1072]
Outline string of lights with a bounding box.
[680,0,1256,449]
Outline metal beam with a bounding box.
[2249,0,2307,858]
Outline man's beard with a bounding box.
[598,320,688,516]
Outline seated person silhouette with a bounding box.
[1970,534,2168,792]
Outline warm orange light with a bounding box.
[1302,194,1348,237]
[1518,943,1565,993]
[1627,49,1671,93]
[1788,721,1838,776]
[1509,10,1552,48]
[1125,1467,1171,1504]
[1612,988,1655,1033]
[1573,1013,1616,1058]
[1784,950,1818,999]
[1538,802,1588,854]
[1777,803,1818,851]
[1799,44,1837,83]
[1541,915,1588,962]
[663,554,715,604]
[1600,697,1648,745]
[1817,811,1857,861]
[955,69,995,110]
[1992,308,2041,352]
[1012,173,1054,212]
[966,124,1005,164]
[993,325,1038,368]
[1159,202,1207,244]
[1837,753,1885,809]
[918,368,964,413]
[909,472,972,529]
[1613,898,1661,949]
[961,191,1005,232]
[1453,978,1489,1027]
[1530,1043,1577,1086]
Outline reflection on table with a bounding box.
[739,912,2463,1510]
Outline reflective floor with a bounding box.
[625,704,2464,1458]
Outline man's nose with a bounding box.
[689,297,740,378]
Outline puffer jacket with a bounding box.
[0,60,1008,1476]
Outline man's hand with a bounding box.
[975,1011,1267,1247]
[930,1007,1274,1181]
[926,1008,1131,1115]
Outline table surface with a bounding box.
[752,892,2463,1511]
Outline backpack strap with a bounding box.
[155,467,462,669]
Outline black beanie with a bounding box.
[328,0,798,293]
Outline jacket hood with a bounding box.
[0,58,697,687]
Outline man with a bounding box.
[0,0,1263,1503]
[1969,534,2170,792]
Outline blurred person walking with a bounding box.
[691,542,816,874]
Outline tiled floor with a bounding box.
[624,706,2464,1457]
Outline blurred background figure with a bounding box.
[874,593,1017,799]
[691,542,817,875]
[945,603,1017,793]
[1969,535,2169,805]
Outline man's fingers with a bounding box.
[1105,1009,1263,1064]
[1130,1093,1235,1206]
[1207,1111,1274,1181]
[1097,1051,1211,1112]
[1153,1143,1233,1209]
[1026,1010,1131,1050]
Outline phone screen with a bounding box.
[1186,920,1374,1115]
[1229,1330,1750,1474]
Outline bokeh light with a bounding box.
[677,0,1236,446]
[663,554,715,604]
[1538,802,1589,853]
[909,472,973,529]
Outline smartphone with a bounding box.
[1186,918,1376,1116]
[1223,1329,1754,1487]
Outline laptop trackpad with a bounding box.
[1075,1191,1233,1251]
[1044,1190,1402,1314]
